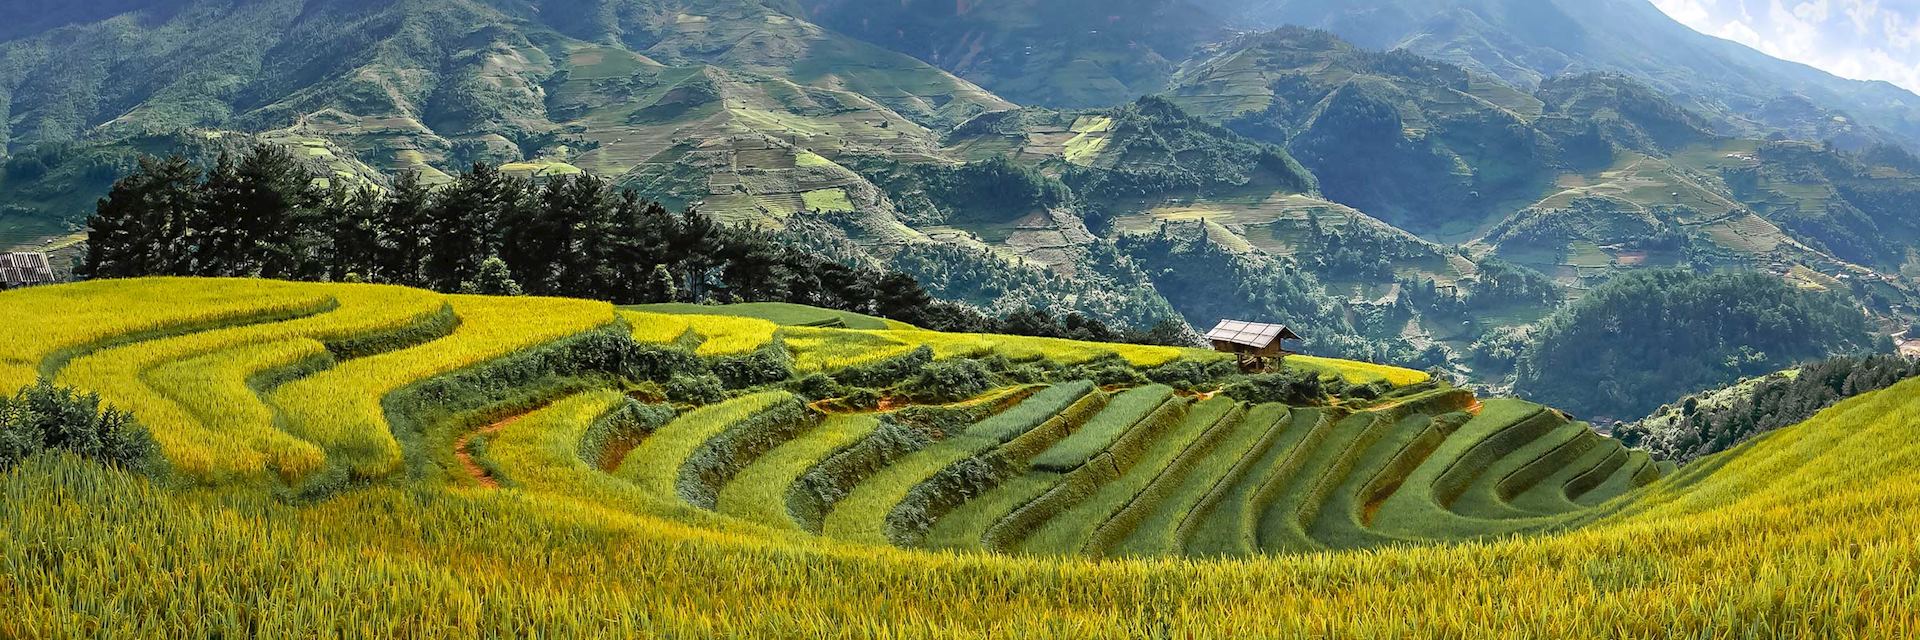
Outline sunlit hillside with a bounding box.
[2,278,1916,637]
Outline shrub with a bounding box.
[665,375,727,405]
[1222,370,1327,405]
[788,373,846,402]
[907,359,994,403]
[1145,359,1236,390]
[832,345,933,388]
[0,380,154,472]
[709,342,794,389]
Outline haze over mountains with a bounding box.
[2,0,1916,418]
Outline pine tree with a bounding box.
[197,144,325,278]
[240,144,327,279]
[379,171,433,288]
[672,207,723,300]
[502,173,614,297]
[644,264,678,303]
[192,153,243,275]
[424,163,516,292]
[604,192,676,302]
[327,186,384,282]
[83,156,202,278]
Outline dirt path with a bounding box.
[455,414,525,489]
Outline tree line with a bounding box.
[1615,354,1920,463]
[79,144,1181,343]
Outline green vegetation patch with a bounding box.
[1029,385,1177,472]
[802,188,856,213]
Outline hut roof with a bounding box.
[0,252,55,288]
[1204,320,1301,349]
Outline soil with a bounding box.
[454,415,525,488]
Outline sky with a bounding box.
[1649,0,1920,94]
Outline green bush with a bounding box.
[908,359,994,403]
[576,399,676,469]
[1145,359,1236,390]
[0,380,154,472]
[677,396,817,510]
[665,375,727,405]
[1222,370,1326,405]
[788,373,846,402]
[710,342,793,389]
[833,345,933,388]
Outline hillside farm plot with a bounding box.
[55,279,1920,638]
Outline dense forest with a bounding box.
[77,145,1181,344]
[1615,354,1920,463]
[1513,270,1884,419]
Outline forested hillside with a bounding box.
[1615,354,1920,463]
[1513,270,1882,419]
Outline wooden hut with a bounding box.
[1204,319,1302,372]
[0,252,54,290]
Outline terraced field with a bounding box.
[4,277,1915,637]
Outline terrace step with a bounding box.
[1110,403,1290,557]
[993,394,1194,553]
[1256,411,1378,553]
[1183,407,1322,557]
[1451,421,1591,519]
[1577,451,1659,505]
[719,414,881,531]
[1029,398,1238,556]
[1507,438,1627,514]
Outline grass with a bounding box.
[1027,397,1238,556]
[1183,407,1315,556]
[783,328,918,373]
[801,188,856,213]
[1063,116,1114,165]
[53,283,450,483]
[615,391,793,504]
[718,414,882,531]
[1253,411,1382,553]
[498,159,585,177]
[824,384,1091,546]
[680,315,781,356]
[18,277,1915,636]
[13,392,1920,638]
[620,310,694,344]
[1286,355,1430,386]
[0,278,336,393]
[626,301,902,330]
[269,294,615,485]
[1029,385,1178,472]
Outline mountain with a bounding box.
[1197,0,1920,150]
[794,0,1224,108]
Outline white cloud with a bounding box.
[1654,0,1920,94]
[1652,0,1718,24]
[1844,0,1882,36]
[1794,0,1831,22]
[1717,18,1768,48]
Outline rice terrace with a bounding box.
[9,0,1920,636]
[3,277,1917,637]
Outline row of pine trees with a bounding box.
[83,145,954,322]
